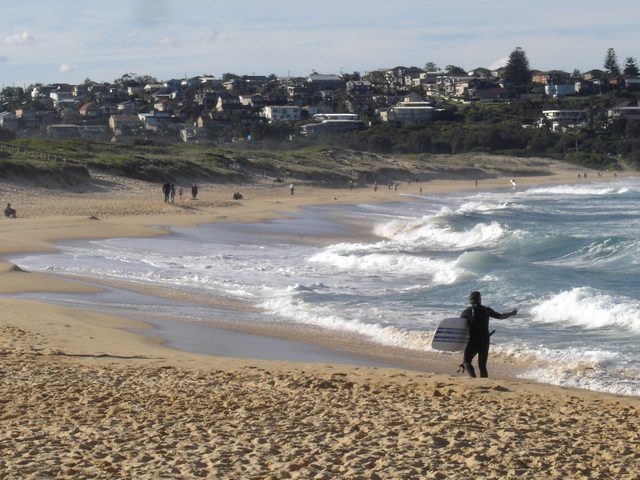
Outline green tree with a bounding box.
[604,48,620,75]
[342,71,361,82]
[425,62,439,72]
[623,57,639,76]
[503,47,531,90]
[445,65,467,75]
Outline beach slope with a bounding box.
[0,162,638,478]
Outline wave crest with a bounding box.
[530,287,640,333]
[374,217,508,249]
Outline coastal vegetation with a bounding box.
[2,46,640,183]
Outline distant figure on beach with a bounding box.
[191,183,198,200]
[394,182,398,191]
[349,179,354,190]
[4,203,17,218]
[289,183,295,195]
[162,181,171,203]
[510,178,517,189]
[475,179,478,188]
[233,192,243,200]
[374,182,378,192]
[460,291,518,378]
[170,184,176,203]
[178,185,183,201]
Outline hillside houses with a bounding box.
[2,64,640,143]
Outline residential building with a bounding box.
[261,105,301,122]
[0,112,18,130]
[532,70,571,85]
[545,84,576,98]
[216,93,243,112]
[624,77,640,90]
[46,124,81,139]
[306,73,345,92]
[312,113,359,121]
[109,114,141,134]
[379,100,435,124]
[608,106,640,122]
[540,110,586,132]
[474,85,510,102]
[300,119,364,135]
[180,126,209,143]
[346,81,373,96]
[79,102,98,118]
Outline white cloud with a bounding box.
[3,31,35,46]
[159,37,179,48]
[59,63,78,73]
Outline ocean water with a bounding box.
[9,178,640,396]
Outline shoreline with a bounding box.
[0,165,634,375]
[1,161,639,478]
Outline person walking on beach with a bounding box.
[191,183,198,200]
[170,184,176,203]
[178,185,183,201]
[460,291,518,378]
[162,181,171,203]
[290,183,295,195]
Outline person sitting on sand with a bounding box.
[4,203,16,218]
[460,291,517,378]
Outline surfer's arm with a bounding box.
[488,307,518,319]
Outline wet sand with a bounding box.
[0,164,639,478]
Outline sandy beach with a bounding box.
[1,160,639,479]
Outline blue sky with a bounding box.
[2,0,640,87]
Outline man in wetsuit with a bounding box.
[460,291,517,378]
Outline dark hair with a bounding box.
[469,291,481,304]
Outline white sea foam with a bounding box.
[308,248,461,284]
[259,292,434,351]
[457,200,514,214]
[522,184,627,196]
[374,216,509,249]
[493,342,640,395]
[530,287,640,333]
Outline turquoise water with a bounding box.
[11,178,640,395]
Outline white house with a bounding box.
[379,101,435,124]
[545,84,576,98]
[540,110,586,132]
[261,105,301,122]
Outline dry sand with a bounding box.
[0,160,639,479]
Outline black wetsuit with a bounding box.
[460,304,501,378]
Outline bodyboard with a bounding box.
[431,317,469,352]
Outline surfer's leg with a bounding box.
[478,342,490,378]
[462,343,477,378]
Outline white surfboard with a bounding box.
[431,317,469,352]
